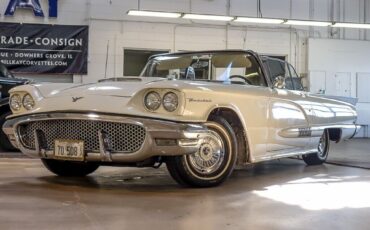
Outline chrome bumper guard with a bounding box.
[2,113,208,163]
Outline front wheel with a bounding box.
[166,117,238,187]
[41,159,99,177]
[303,130,330,165]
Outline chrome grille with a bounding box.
[18,119,146,153]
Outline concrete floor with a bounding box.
[0,139,369,230]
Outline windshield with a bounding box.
[288,64,304,91]
[0,63,14,78]
[140,52,267,86]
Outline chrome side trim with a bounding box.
[279,124,359,141]
[256,148,318,162]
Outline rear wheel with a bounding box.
[41,159,99,177]
[303,130,330,165]
[166,117,237,187]
[0,112,17,151]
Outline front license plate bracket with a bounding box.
[54,139,85,161]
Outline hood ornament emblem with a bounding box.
[72,97,84,102]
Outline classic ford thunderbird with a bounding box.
[2,50,360,187]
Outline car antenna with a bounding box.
[104,40,110,79]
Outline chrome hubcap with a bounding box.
[188,130,225,175]
[318,132,327,158]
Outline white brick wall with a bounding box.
[0,0,370,83]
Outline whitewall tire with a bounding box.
[166,117,238,187]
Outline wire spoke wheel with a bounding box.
[317,132,328,159]
[187,130,225,175]
[303,130,330,165]
[166,117,238,187]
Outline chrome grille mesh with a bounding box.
[18,120,146,153]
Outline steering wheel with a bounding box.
[229,75,253,85]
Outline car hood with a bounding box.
[33,77,168,98]
[32,77,252,99]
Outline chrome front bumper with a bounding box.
[2,113,208,163]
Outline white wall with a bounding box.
[1,0,370,84]
[1,0,369,135]
[308,38,370,137]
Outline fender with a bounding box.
[206,104,247,131]
[206,105,252,163]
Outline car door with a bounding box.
[263,59,313,158]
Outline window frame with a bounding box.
[287,63,304,91]
[281,61,295,90]
[264,57,302,91]
[143,51,269,88]
[123,48,170,77]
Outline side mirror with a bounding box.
[274,76,286,89]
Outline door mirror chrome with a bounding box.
[274,76,286,89]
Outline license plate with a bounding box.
[54,140,85,161]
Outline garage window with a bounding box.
[124,49,169,76]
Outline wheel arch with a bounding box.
[327,128,342,143]
[207,106,250,165]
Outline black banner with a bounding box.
[0,22,88,74]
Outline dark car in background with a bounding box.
[0,63,28,150]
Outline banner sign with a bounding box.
[4,0,59,17]
[0,22,88,74]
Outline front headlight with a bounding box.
[22,94,35,110]
[163,92,178,112]
[10,94,22,111]
[144,91,161,111]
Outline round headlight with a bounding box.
[22,94,35,110]
[144,91,161,111]
[163,92,178,112]
[10,94,22,111]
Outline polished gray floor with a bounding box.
[0,139,369,230]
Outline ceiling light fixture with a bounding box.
[126,10,370,29]
[127,10,182,18]
[332,22,370,29]
[284,20,332,27]
[234,17,284,24]
[182,13,234,21]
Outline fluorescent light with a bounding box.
[234,17,284,24]
[127,10,370,29]
[127,10,181,18]
[182,13,234,21]
[332,22,370,29]
[285,20,332,27]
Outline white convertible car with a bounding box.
[3,50,360,187]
